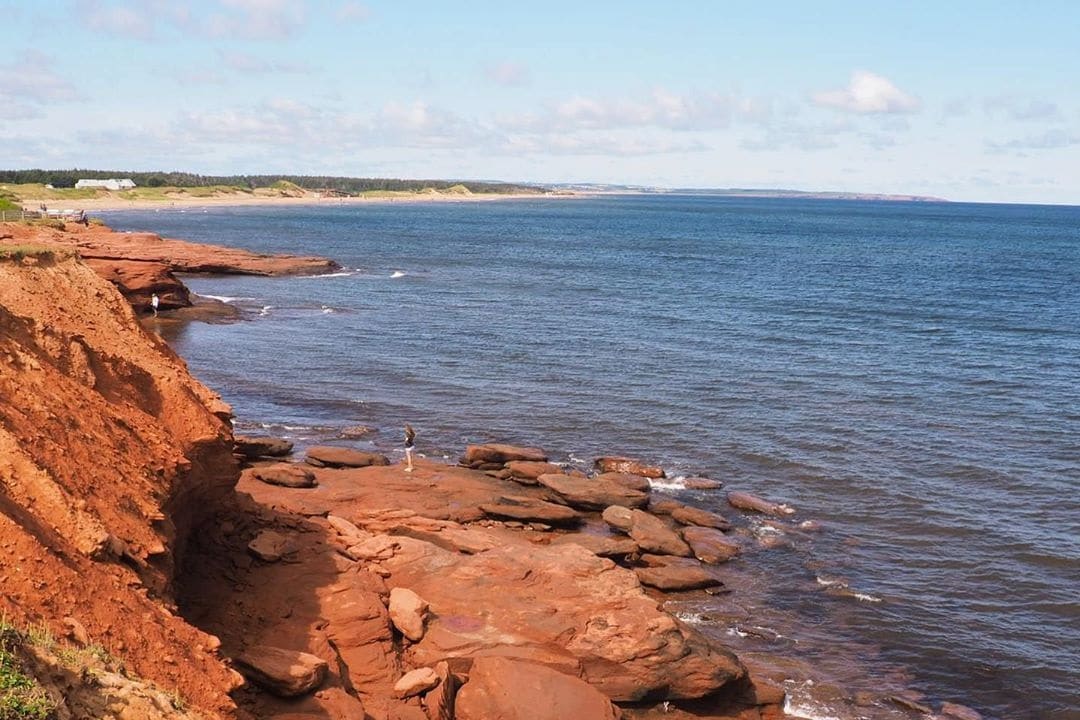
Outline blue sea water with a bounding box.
[104,195,1080,719]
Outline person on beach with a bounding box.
[150,293,160,316]
[404,424,416,472]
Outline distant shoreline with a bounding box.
[22,191,583,213]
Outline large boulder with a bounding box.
[684,477,724,490]
[247,530,296,562]
[393,667,441,699]
[727,491,795,516]
[537,473,649,511]
[681,526,740,564]
[634,555,723,592]
[234,435,294,459]
[671,505,731,531]
[601,505,634,533]
[480,495,583,526]
[594,456,665,479]
[455,656,620,720]
[551,533,639,558]
[385,541,743,701]
[461,444,548,468]
[305,446,390,468]
[506,461,564,483]
[389,587,429,642]
[627,510,692,557]
[251,463,316,488]
[234,645,327,697]
[595,472,652,492]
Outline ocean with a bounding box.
[103,195,1080,719]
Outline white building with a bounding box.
[74,178,136,190]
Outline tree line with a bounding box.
[0,169,541,195]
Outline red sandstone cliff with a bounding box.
[0,221,339,311]
[0,248,241,715]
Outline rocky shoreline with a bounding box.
[0,224,986,720]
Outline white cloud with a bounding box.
[73,0,306,41]
[371,101,489,148]
[0,51,82,119]
[76,0,155,39]
[219,50,316,75]
[986,128,1079,152]
[484,61,531,87]
[983,96,1061,121]
[203,0,307,40]
[499,88,767,133]
[812,71,920,114]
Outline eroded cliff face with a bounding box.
[0,251,241,716]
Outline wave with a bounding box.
[391,270,406,278]
[199,294,256,303]
[648,476,686,491]
[299,270,356,279]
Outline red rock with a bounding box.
[455,656,620,720]
[83,257,191,309]
[234,435,294,458]
[389,587,429,642]
[461,443,548,467]
[634,555,722,591]
[480,495,583,526]
[940,702,983,720]
[69,224,339,276]
[393,667,440,699]
[681,526,740,564]
[628,510,692,557]
[537,473,649,510]
[247,530,296,562]
[601,505,634,532]
[251,463,316,488]
[235,645,328,697]
[424,661,455,720]
[671,505,731,531]
[727,491,795,516]
[305,446,391,468]
[594,456,665,479]
[551,533,639,558]
[386,542,744,701]
[684,477,724,490]
[648,498,685,515]
[506,461,564,482]
[595,472,652,492]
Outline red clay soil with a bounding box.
[0,250,242,715]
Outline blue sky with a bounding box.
[1,1,1078,203]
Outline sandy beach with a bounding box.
[26,190,579,213]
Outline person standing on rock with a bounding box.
[404,424,416,472]
[150,293,160,316]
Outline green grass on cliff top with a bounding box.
[0,626,54,720]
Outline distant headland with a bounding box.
[545,183,950,202]
[0,170,948,215]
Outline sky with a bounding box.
[1,1,1078,204]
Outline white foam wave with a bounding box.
[390,270,406,278]
[300,271,355,279]
[725,627,749,638]
[782,697,843,720]
[321,305,334,314]
[200,294,255,303]
[673,612,706,625]
[648,476,686,491]
[853,592,882,603]
[259,305,273,316]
